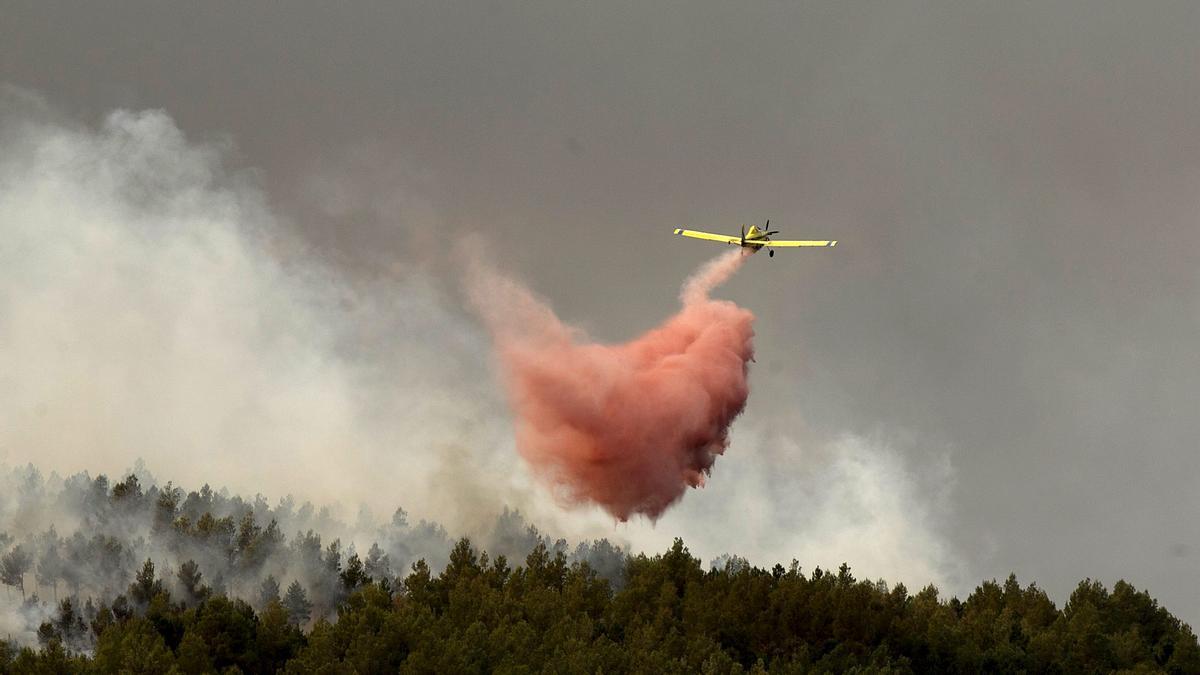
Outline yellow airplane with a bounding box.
[673,220,837,257]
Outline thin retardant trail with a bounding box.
[468,249,755,521]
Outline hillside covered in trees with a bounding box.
[2,464,1198,673]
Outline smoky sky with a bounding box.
[3,2,1200,621]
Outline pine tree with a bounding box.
[129,559,164,606]
[110,474,142,503]
[283,580,312,627]
[364,542,392,582]
[259,574,282,607]
[177,559,208,604]
[323,540,342,575]
[54,597,87,649]
[1,545,32,600]
[236,511,261,555]
[340,554,370,591]
[35,528,63,601]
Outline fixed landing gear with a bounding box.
[769,249,774,258]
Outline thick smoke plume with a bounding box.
[470,249,755,521]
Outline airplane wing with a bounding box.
[760,239,838,247]
[673,228,741,244]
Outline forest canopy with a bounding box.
[1,464,1197,673]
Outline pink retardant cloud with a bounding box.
[469,249,754,521]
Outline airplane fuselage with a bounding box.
[739,225,778,255]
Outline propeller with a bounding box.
[764,219,779,258]
[740,224,745,246]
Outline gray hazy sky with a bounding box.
[3,2,1200,620]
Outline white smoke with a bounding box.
[0,85,965,613]
[615,430,966,594]
[0,85,500,523]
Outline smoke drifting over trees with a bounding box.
[2,464,1196,672]
[0,461,626,650]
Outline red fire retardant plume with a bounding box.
[469,249,754,521]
